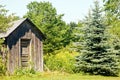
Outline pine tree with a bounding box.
[75,1,120,76]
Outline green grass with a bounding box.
[0,72,120,80]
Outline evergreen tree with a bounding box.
[66,22,79,44]
[75,1,119,76]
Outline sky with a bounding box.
[0,0,103,23]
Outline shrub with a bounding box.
[44,48,78,73]
[0,38,7,75]
[14,68,36,76]
[0,56,6,75]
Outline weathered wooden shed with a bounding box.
[0,18,45,73]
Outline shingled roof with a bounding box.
[0,18,45,39]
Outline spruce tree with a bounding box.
[75,1,119,76]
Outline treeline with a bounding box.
[0,0,120,76]
[1,0,119,54]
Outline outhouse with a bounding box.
[0,18,45,73]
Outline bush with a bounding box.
[0,56,6,75]
[44,48,78,73]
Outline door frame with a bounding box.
[19,38,31,68]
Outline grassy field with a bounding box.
[0,72,120,80]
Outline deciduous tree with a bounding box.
[25,1,69,53]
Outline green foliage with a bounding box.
[110,20,120,38]
[0,5,18,32]
[103,0,120,15]
[75,1,120,76]
[0,38,4,49]
[0,5,10,32]
[25,1,69,53]
[103,0,120,43]
[44,48,78,73]
[14,68,36,76]
[67,22,80,43]
[0,56,6,75]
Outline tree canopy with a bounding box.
[24,1,70,53]
[0,5,10,32]
[103,0,120,37]
[104,0,120,16]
